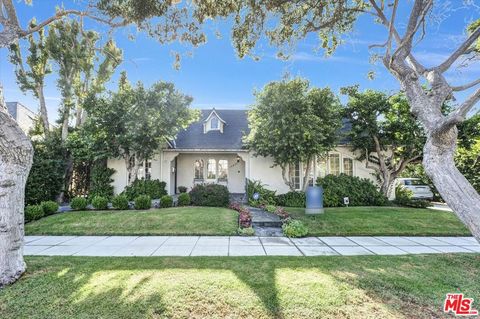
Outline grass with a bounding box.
[1,255,479,318]
[25,207,238,236]
[286,206,471,236]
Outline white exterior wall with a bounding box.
[175,152,246,193]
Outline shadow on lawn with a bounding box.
[2,254,479,318]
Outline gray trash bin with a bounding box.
[306,186,324,214]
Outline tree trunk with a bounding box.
[36,85,49,135]
[281,165,295,191]
[423,128,480,241]
[0,97,33,287]
[301,158,312,191]
[57,154,73,203]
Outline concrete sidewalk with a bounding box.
[24,235,480,257]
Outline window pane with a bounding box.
[343,158,353,176]
[145,159,152,180]
[316,156,327,178]
[211,117,219,129]
[207,159,216,179]
[306,159,314,186]
[194,159,204,179]
[289,162,300,190]
[218,160,228,180]
[329,154,340,176]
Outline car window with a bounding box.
[404,180,424,186]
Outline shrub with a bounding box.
[276,191,306,207]
[178,186,188,193]
[25,205,45,223]
[91,196,109,210]
[316,174,387,207]
[189,184,230,207]
[123,179,167,200]
[134,195,151,210]
[89,165,115,199]
[246,179,276,207]
[40,201,59,215]
[111,195,129,210]
[394,185,432,208]
[275,207,290,220]
[230,203,252,228]
[160,195,173,208]
[265,205,276,213]
[70,197,88,210]
[282,220,308,238]
[237,227,255,236]
[177,193,191,206]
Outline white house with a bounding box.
[6,101,36,134]
[108,108,378,196]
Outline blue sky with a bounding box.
[1,1,479,122]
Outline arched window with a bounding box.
[194,159,204,180]
[207,159,216,179]
[210,117,219,129]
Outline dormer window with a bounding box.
[203,109,226,133]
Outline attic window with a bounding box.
[210,117,219,130]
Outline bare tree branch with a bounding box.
[436,27,480,73]
[452,78,480,91]
[439,87,480,131]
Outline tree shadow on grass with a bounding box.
[1,254,479,318]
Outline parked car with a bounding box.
[395,178,434,200]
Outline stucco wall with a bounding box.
[176,153,245,193]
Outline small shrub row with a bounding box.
[123,179,167,200]
[230,202,253,229]
[112,195,129,210]
[189,184,229,207]
[134,195,151,210]
[160,195,173,208]
[246,179,276,207]
[25,205,45,223]
[70,197,88,210]
[177,193,191,206]
[40,201,59,215]
[91,196,109,210]
[276,191,306,207]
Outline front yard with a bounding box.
[1,255,479,318]
[287,206,471,236]
[25,207,239,236]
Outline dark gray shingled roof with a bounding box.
[172,108,351,150]
[173,109,249,149]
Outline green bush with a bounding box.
[123,179,167,200]
[160,195,173,208]
[70,197,88,210]
[282,220,308,238]
[237,227,255,236]
[177,193,191,206]
[276,191,306,207]
[134,195,151,210]
[178,186,188,193]
[394,185,432,208]
[246,179,276,207]
[25,205,45,223]
[91,196,109,210]
[265,205,277,213]
[89,165,115,199]
[40,201,59,215]
[189,184,230,207]
[316,174,387,207]
[111,195,129,210]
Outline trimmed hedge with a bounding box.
[316,174,387,207]
[160,195,173,208]
[70,197,88,210]
[25,205,45,223]
[134,195,151,210]
[189,184,229,207]
[177,193,191,206]
[123,179,167,200]
[91,196,109,210]
[112,195,129,210]
[40,201,59,215]
[276,191,306,208]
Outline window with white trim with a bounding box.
[343,157,353,176]
[144,159,152,180]
[328,153,340,176]
[210,117,219,130]
[207,159,216,179]
[218,159,228,180]
[316,156,327,178]
[289,162,301,190]
[194,159,204,180]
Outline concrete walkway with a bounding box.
[24,235,480,257]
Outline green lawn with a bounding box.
[1,255,479,318]
[287,206,471,236]
[25,207,238,236]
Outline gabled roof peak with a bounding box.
[204,108,226,124]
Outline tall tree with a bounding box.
[84,74,198,184]
[246,78,342,191]
[9,19,50,135]
[342,87,424,197]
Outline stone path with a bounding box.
[249,207,284,237]
[24,235,480,257]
